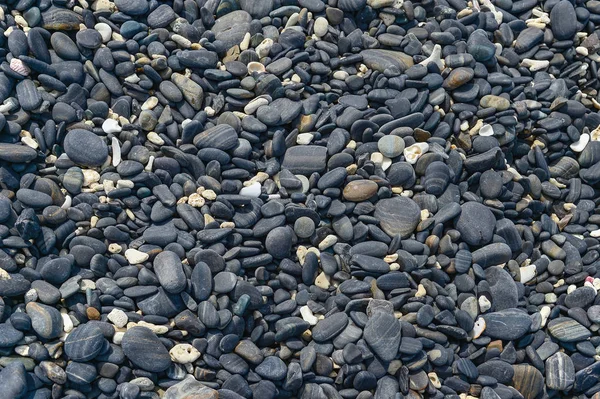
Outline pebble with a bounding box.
[0,0,596,397]
[121,327,172,373]
[63,129,108,167]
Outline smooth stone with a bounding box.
[0,143,38,163]
[548,317,591,342]
[374,197,421,238]
[455,202,496,246]
[153,251,187,294]
[0,323,24,347]
[282,146,327,175]
[564,286,596,309]
[471,243,513,268]
[485,266,518,311]
[114,0,149,15]
[546,352,575,390]
[193,125,238,151]
[482,309,532,340]
[550,1,577,40]
[64,322,104,362]
[63,129,108,167]
[361,49,414,72]
[26,302,63,339]
[0,362,27,398]
[164,377,218,399]
[512,364,544,399]
[312,313,349,342]
[255,356,287,381]
[122,326,172,372]
[212,11,252,49]
[343,180,378,202]
[364,311,401,362]
[377,136,405,158]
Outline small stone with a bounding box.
[169,344,201,364]
[26,302,63,340]
[343,180,379,201]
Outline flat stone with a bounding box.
[164,377,218,399]
[482,309,532,340]
[548,317,591,342]
[64,322,104,362]
[361,50,414,72]
[312,312,349,342]
[122,326,172,372]
[63,129,108,167]
[364,311,401,362]
[374,197,421,238]
[546,352,575,390]
[26,302,63,340]
[282,146,328,175]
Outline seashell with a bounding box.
[549,156,580,179]
[404,142,429,164]
[111,137,121,167]
[9,58,30,76]
[423,161,451,196]
[247,61,266,74]
[479,124,494,136]
[570,132,589,152]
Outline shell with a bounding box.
[9,58,30,76]
[479,124,494,136]
[570,133,589,152]
[423,161,450,196]
[247,61,266,74]
[404,142,429,164]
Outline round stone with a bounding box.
[377,135,405,158]
[63,129,108,167]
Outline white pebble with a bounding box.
[239,182,261,197]
[296,133,314,145]
[107,309,128,328]
[314,17,329,37]
[61,311,73,333]
[169,344,201,364]
[300,306,318,325]
[519,265,537,284]
[102,118,121,134]
[95,23,112,42]
[318,234,338,250]
[478,295,491,313]
[125,248,149,265]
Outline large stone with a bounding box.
[374,197,421,238]
[164,376,218,399]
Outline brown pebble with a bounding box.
[86,307,101,320]
[343,180,378,202]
